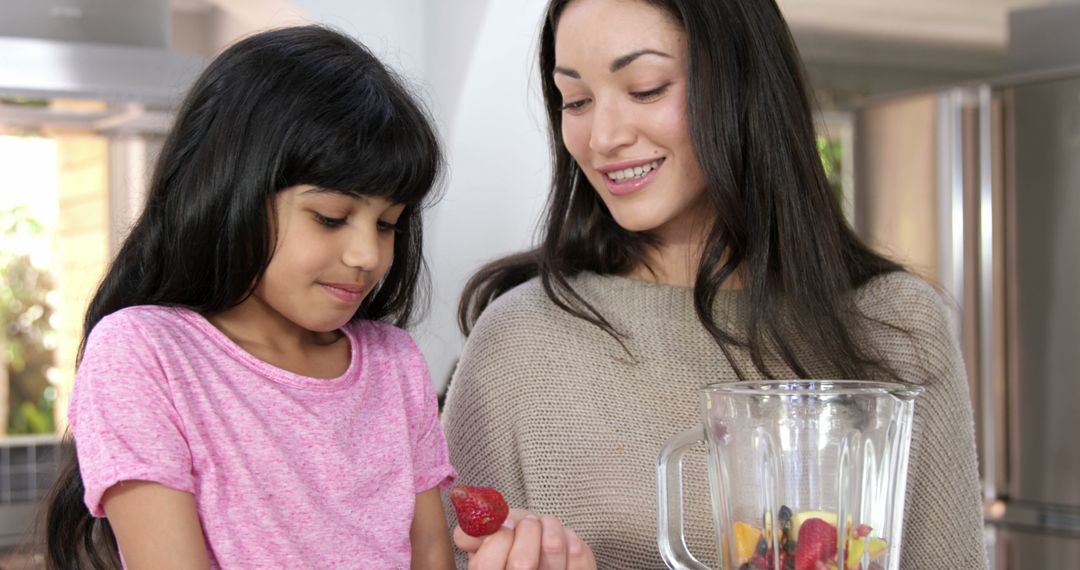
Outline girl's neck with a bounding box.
[207,296,349,379]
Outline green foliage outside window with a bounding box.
[1,205,57,435]
[817,134,844,206]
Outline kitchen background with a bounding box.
[0,0,1076,567]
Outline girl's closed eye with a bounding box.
[630,83,671,102]
[377,219,404,234]
[313,212,347,228]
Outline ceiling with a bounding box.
[167,0,1059,93]
[170,0,1053,53]
[777,0,1051,50]
[173,0,1054,49]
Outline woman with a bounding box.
[443,0,987,568]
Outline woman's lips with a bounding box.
[599,158,664,196]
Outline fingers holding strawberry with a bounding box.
[450,490,596,570]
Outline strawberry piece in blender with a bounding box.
[794,517,838,570]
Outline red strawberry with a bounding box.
[449,485,509,537]
[794,518,837,570]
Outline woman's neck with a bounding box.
[627,241,700,286]
[625,215,743,289]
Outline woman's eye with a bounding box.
[560,98,590,112]
[377,220,403,234]
[314,213,347,227]
[630,83,671,102]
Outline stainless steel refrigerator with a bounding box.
[854,67,1080,569]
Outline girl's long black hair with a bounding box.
[459,0,904,380]
[44,25,443,569]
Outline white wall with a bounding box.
[294,0,555,391]
[421,0,552,389]
[294,0,426,81]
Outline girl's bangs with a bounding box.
[281,87,440,206]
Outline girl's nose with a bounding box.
[342,227,381,271]
[589,99,635,155]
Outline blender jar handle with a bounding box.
[657,426,712,570]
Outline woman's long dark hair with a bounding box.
[459,0,904,380]
[44,25,443,569]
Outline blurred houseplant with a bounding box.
[0,204,57,435]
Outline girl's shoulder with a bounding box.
[88,305,198,343]
[343,318,424,359]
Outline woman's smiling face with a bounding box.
[553,0,710,244]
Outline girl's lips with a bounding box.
[599,159,663,196]
[320,283,365,304]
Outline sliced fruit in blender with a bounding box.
[845,537,888,568]
[790,510,837,540]
[734,521,764,564]
[735,507,889,570]
[794,517,838,570]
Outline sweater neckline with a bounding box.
[571,271,749,323]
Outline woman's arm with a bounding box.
[411,487,454,570]
[858,274,988,569]
[102,481,210,570]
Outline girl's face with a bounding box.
[553,0,710,244]
[254,185,403,333]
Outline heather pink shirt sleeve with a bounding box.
[386,326,456,493]
[69,312,195,517]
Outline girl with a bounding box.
[44,26,456,569]
[444,0,986,569]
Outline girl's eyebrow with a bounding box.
[553,48,673,79]
[300,186,357,199]
[299,186,333,195]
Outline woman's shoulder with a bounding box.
[854,271,953,330]
[853,271,961,377]
[472,276,565,330]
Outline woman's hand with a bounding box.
[453,509,596,570]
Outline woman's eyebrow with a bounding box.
[553,48,673,79]
[610,49,672,72]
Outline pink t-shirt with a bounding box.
[69,305,456,569]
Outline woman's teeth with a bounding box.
[606,159,663,182]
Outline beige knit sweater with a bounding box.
[442,271,987,569]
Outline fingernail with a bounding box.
[567,531,583,555]
[502,518,516,530]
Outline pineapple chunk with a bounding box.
[845,537,888,568]
[790,510,837,541]
[733,521,762,564]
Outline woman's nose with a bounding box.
[589,99,635,155]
